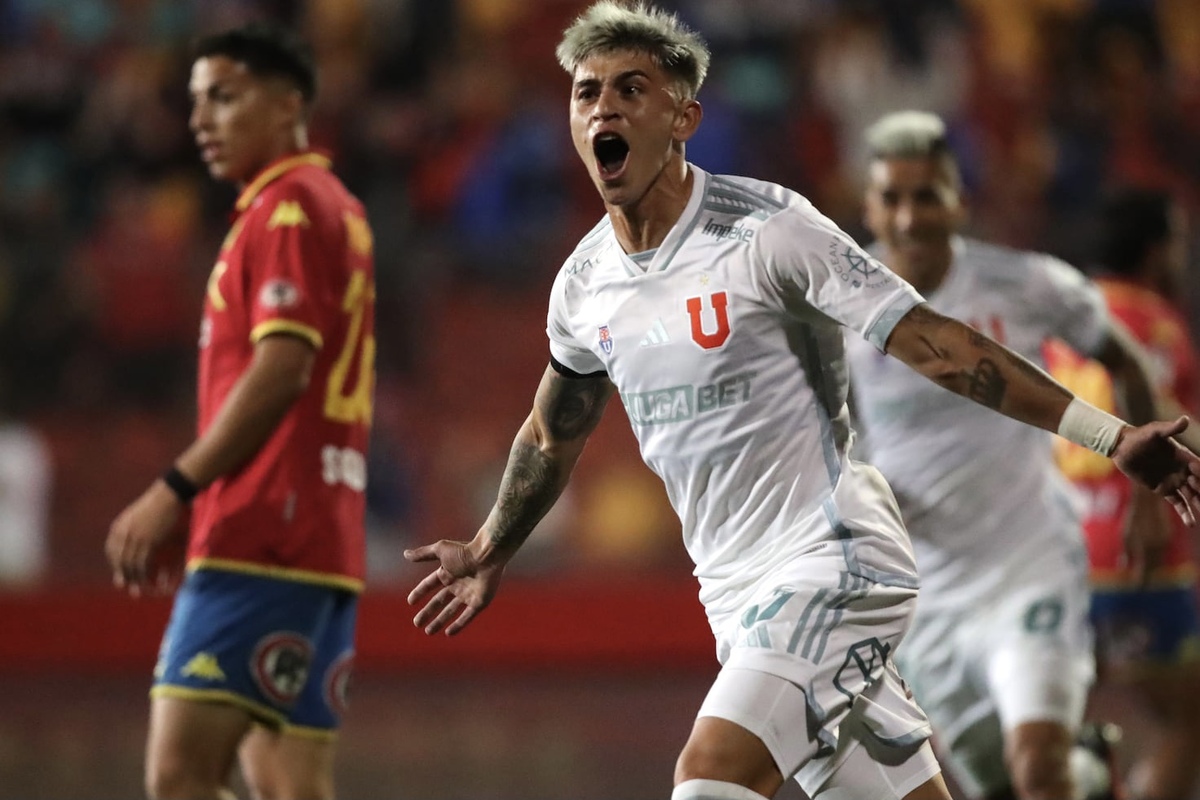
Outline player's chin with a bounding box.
[595,179,633,207]
[205,159,244,183]
[204,161,230,180]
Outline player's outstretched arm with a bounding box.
[885,303,1200,524]
[405,364,616,636]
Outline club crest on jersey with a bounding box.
[258,279,301,310]
[598,325,614,355]
[251,632,314,706]
[829,239,892,290]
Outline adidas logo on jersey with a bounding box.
[639,319,670,347]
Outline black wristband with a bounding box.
[162,466,199,504]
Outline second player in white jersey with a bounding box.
[846,236,1107,610]
[845,110,1170,800]
[549,165,924,624]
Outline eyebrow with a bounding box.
[189,78,231,99]
[573,69,652,90]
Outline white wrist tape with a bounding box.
[1057,397,1127,457]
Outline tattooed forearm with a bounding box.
[489,443,563,551]
[538,374,612,440]
[890,303,1071,428]
[484,370,614,552]
[962,337,1052,409]
[966,358,1006,407]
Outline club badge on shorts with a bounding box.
[598,324,613,354]
[251,632,314,706]
[324,651,355,718]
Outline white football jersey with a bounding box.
[547,165,926,623]
[846,237,1109,610]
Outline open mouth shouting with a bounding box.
[593,132,630,182]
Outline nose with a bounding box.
[893,199,915,233]
[592,86,619,121]
[189,101,210,134]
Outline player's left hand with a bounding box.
[105,480,186,596]
[1111,416,1200,527]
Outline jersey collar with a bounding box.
[235,151,332,212]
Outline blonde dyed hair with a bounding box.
[865,110,962,188]
[556,1,711,100]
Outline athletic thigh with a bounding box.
[145,694,254,792]
[239,724,337,800]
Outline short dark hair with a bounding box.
[1096,188,1172,276]
[193,23,317,103]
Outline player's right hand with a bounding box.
[105,480,185,596]
[404,536,506,636]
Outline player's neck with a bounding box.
[606,159,693,254]
[236,130,311,189]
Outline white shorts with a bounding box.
[897,579,1095,798]
[700,553,935,796]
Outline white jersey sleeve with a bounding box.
[755,205,923,352]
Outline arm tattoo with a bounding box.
[487,372,612,551]
[489,443,561,550]
[969,336,1054,409]
[538,374,611,440]
[966,358,1006,408]
[903,304,1054,411]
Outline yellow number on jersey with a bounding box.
[324,270,375,425]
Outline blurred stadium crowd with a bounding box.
[1,0,1199,587]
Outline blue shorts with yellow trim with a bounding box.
[152,568,358,735]
[1090,585,1200,667]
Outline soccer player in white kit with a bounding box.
[404,6,1200,800]
[844,110,1168,800]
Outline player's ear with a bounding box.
[673,98,702,144]
[269,79,305,129]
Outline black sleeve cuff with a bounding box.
[549,355,608,380]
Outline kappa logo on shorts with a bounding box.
[833,637,890,698]
[181,652,226,681]
[324,651,355,718]
[251,632,314,706]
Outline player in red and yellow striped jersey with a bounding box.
[104,24,373,800]
[1046,188,1200,800]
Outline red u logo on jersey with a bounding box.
[686,292,731,350]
